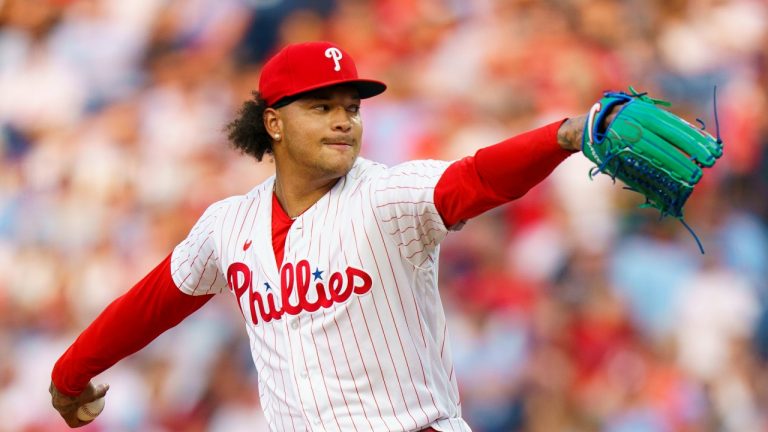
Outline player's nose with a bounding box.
[329,107,353,133]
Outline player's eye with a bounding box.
[312,104,330,112]
[347,104,360,114]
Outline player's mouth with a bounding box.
[323,138,355,150]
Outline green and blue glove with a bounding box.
[582,87,724,252]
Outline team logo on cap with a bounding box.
[325,47,343,72]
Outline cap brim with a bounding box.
[273,79,387,107]
[350,79,388,99]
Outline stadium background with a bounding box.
[1,0,767,430]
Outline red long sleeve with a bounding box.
[51,254,214,397]
[434,119,573,227]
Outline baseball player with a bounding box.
[49,41,614,431]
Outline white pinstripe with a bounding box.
[171,158,470,431]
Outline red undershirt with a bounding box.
[271,193,294,269]
[52,119,572,396]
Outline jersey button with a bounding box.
[300,371,308,379]
[291,321,299,330]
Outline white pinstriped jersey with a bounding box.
[171,158,470,432]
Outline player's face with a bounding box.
[271,86,363,181]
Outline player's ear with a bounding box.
[263,108,283,142]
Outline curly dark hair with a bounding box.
[226,91,273,161]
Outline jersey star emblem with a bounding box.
[312,268,324,281]
[264,282,272,291]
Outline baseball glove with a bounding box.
[582,87,723,252]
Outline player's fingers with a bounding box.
[62,411,81,428]
[49,381,78,413]
[77,381,108,404]
[49,381,101,428]
[603,103,622,127]
[91,383,110,400]
[54,400,87,428]
[63,411,93,429]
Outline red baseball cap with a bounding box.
[259,41,387,107]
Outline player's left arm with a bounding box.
[371,116,591,265]
[434,115,590,228]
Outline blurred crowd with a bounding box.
[1,0,767,431]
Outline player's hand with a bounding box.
[557,108,621,152]
[49,380,109,428]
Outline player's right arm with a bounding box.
[50,200,230,428]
